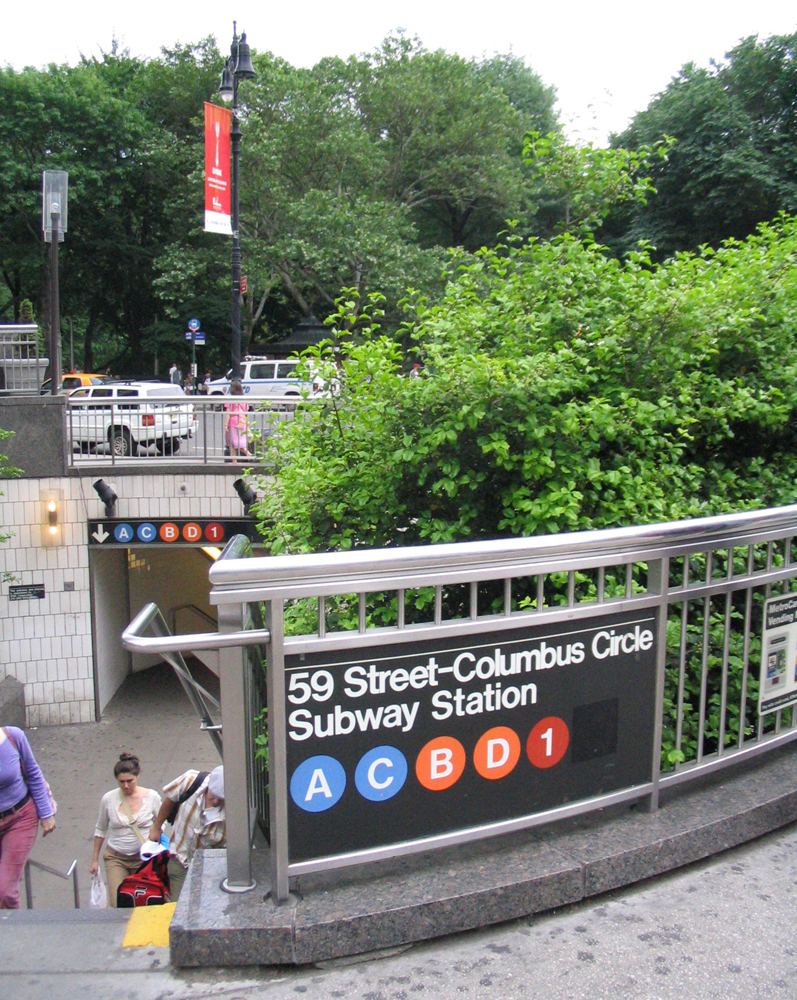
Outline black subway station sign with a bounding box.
[284,609,658,863]
[88,518,258,546]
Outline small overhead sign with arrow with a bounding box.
[87,518,258,546]
[92,524,110,544]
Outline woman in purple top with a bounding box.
[0,727,56,908]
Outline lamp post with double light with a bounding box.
[218,24,256,381]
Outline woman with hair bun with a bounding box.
[90,754,161,907]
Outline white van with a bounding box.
[207,358,320,398]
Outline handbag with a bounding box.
[2,727,57,815]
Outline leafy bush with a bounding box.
[252,216,797,554]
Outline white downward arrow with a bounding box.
[92,525,110,543]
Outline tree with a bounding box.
[238,37,558,334]
[356,36,557,249]
[68,41,224,372]
[0,34,559,366]
[0,42,226,374]
[240,48,446,332]
[613,33,797,256]
[524,130,671,233]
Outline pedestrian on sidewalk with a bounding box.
[223,380,250,463]
[0,726,56,909]
[90,753,161,908]
[147,765,226,901]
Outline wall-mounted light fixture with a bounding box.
[93,479,118,518]
[233,477,257,515]
[40,489,64,547]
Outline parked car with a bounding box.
[207,357,321,398]
[40,372,112,394]
[67,381,195,456]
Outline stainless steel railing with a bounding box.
[124,506,797,902]
[66,393,303,466]
[123,601,268,758]
[24,858,80,909]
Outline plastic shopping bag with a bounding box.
[90,870,108,909]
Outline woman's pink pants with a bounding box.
[0,798,38,908]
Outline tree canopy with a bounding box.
[0,34,557,373]
[612,32,797,256]
[5,28,797,378]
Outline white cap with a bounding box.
[139,840,167,860]
[207,765,224,799]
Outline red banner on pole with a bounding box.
[204,102,232,235]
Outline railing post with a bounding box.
[265,597,290,903]
[71,861,80,908]
[24,861,33,909]
[218,597,255,892]
[646,557,669,812]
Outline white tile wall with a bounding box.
[0,472,245,726]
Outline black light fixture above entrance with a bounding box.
[93,479,118,518]
[233,477,257,515]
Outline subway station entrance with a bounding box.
[88,517,259,715]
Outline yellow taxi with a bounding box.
[40,372,113,394]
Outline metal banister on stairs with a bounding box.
[24,858,79,909]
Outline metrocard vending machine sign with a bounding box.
[284,610,658,863]
[759,595,797,715]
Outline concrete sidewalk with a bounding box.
[21,661,221,910]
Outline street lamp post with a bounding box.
[42,171,68,395]
[219,24,256,381]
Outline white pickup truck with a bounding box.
[67,381,195,456]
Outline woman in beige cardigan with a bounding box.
[89,753,161,907]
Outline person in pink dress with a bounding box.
[224,379,250,463]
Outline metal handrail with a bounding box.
[24,858,79,909]
[124,604,269,655]
[207,503,797,601]
[170,603,218,634]
[122,604,248,757]
[66,392,303,467]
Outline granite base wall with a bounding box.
[170,743,797,968]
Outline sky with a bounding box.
[3,1,797,142]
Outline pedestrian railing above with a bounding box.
[66,393,303,467]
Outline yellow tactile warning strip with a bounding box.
[122,902,177,948]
